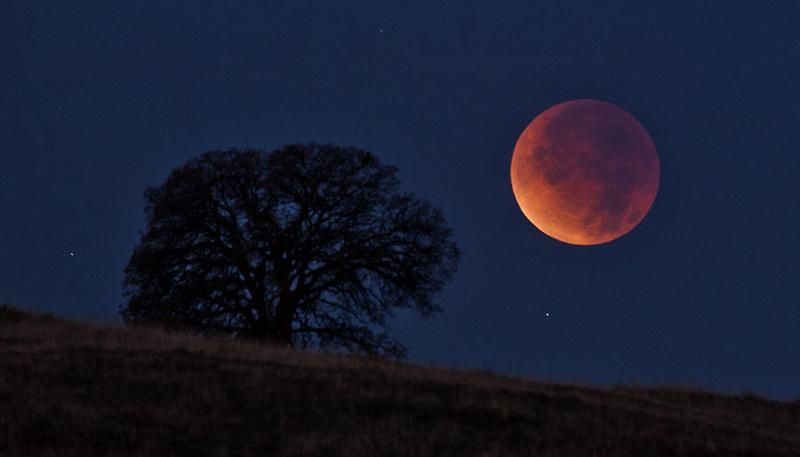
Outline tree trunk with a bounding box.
[269,299,295,346]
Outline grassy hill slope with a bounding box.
[1,305,798,456]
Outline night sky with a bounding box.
[2,2,799,399]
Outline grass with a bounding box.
[1,305,798,456]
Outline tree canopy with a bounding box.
[121,144,459,357]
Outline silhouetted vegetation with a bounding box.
[0,305,26,322]
[121,144,459,357]
[2,308,799,456]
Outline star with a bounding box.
[545,312,550,318]
[69,252,76,257]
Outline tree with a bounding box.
[121,144,459,357]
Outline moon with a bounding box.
[510,99,660,245]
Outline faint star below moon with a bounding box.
[510,99,660,245]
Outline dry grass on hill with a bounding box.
[1,305,799,456]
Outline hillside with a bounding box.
[1,306,798,457]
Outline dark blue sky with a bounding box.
[2,1,798,399]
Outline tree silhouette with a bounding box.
[121,144,459,357]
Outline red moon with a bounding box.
[510,99,660,245]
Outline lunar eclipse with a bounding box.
[510,99,660,245]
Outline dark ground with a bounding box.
[1,306,799,456]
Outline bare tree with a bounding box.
[121,144,459,357]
